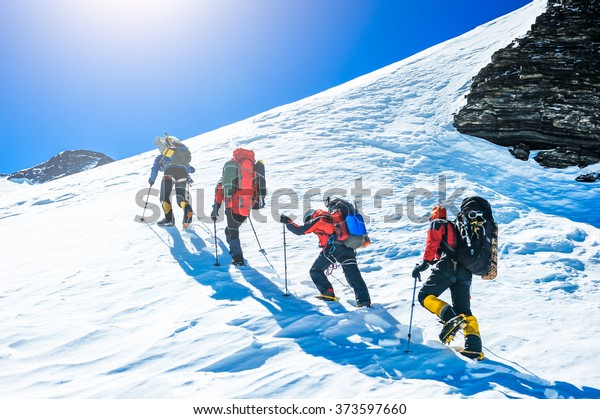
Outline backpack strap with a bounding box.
[440,220,457,259]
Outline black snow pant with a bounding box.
[224,208,247,263]
[160,167,191,223]
[310,244,371,306]
[417,257,473,318]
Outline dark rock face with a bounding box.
[453,0,600,169]
[534,147,600,168]
[576,172,600,182]
[509,143,532,161]
[8,150,114,184]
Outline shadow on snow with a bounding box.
[160,223,599,399]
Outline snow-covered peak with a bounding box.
[7,150,114,184]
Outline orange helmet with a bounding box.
[429,206,447,220]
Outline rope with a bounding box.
[325,261,337,276]
[332,274,352,291]
[196,218,216,238]
[481,343,543,380]
[321,250,352,291]
[143,221,173,248]
[190,212,221,266]
[454,328,543,380]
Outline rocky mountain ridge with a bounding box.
[7,150,114,184]
[453,0,600,174]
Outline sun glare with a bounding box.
[54,0,237,57]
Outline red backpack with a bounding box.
[222,148,256,217]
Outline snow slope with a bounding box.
[1,0,599,399]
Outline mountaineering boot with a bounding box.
[316,288,338,302]
[182,204,194,229]
[439,304,458,323]
[159,202,175,226]
[460,334,484,360]
[460,315,484,360]
[439,314,467,344]
[157,218,175,227]
[231,256,245,266]
[227,236,244,266]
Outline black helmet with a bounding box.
[304,209,316,222]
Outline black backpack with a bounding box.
[455,196,497,277]
[252,160,267,209]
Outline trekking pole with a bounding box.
[248,214,279,272]
[405,274,419,353]
[213,220,221,266]
[282,223,290,296]
[247,215,266,255]
[139,185,152,223]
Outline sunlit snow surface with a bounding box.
[1,0,599,399]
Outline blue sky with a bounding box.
[0,0,532,174]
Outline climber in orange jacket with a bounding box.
[281,208,371,307]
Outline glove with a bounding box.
[188,177,194,185]
[411,261,430,281]
[148,178,154,186]
[280,214,292,224]
[210,204,219,221]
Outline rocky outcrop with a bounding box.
[8,150,114,184]
[576,172,600,182]
[453,0,600,170]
